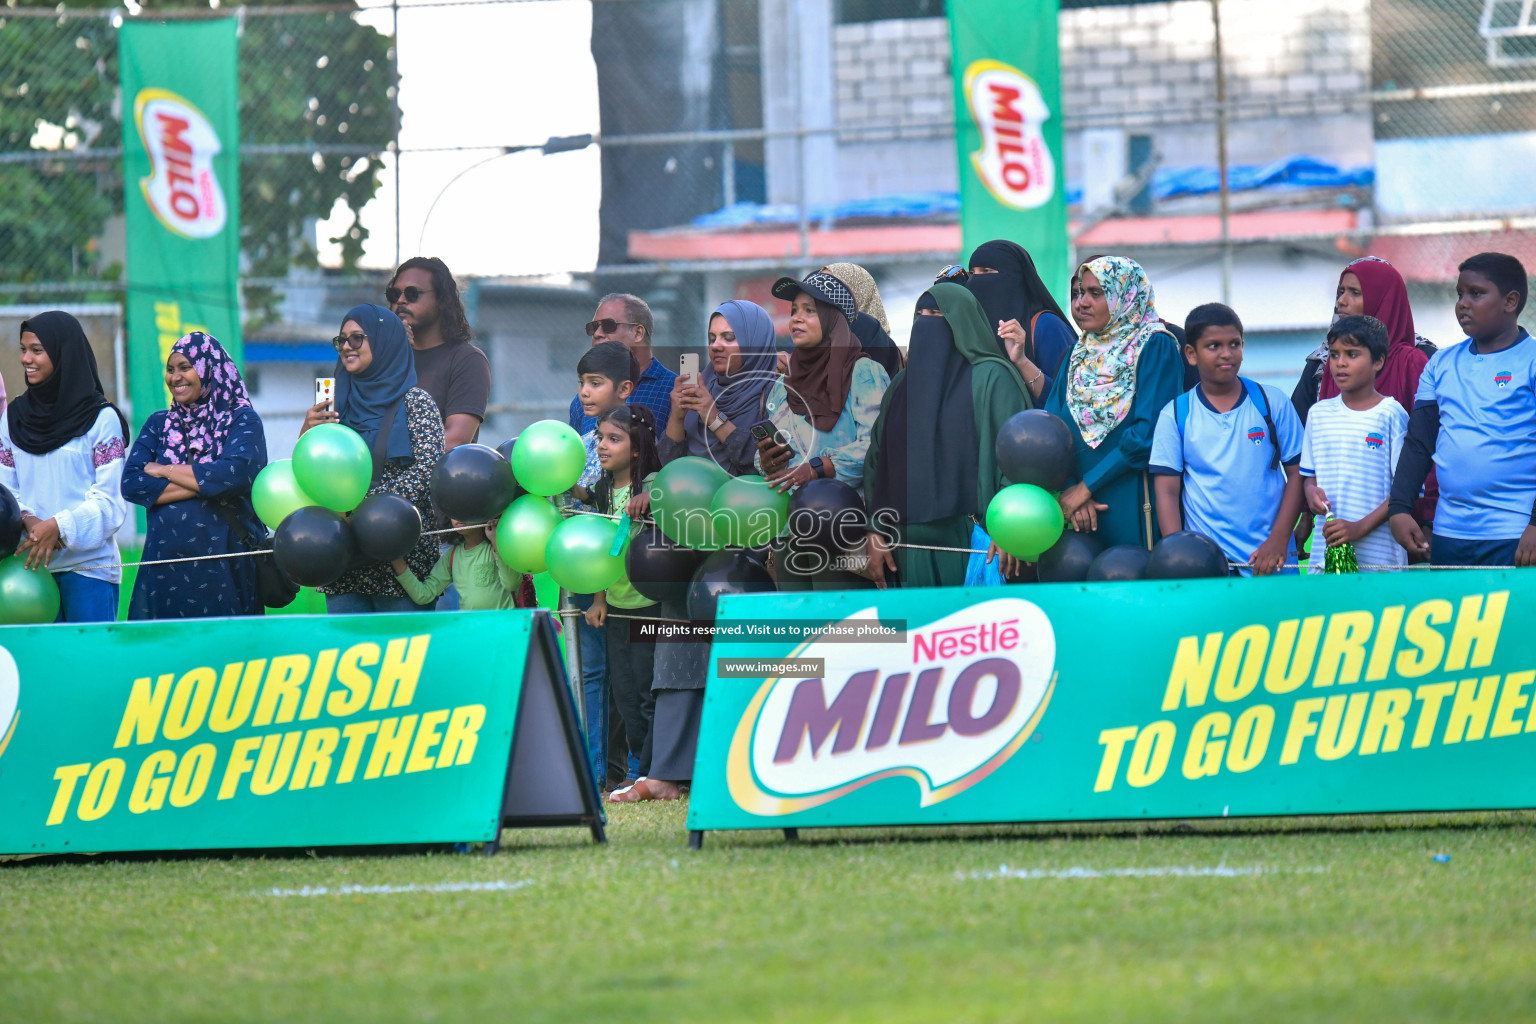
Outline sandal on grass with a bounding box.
[609,778,682,803]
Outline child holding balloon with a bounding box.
[583,405,662,790]
[390,519,536,611]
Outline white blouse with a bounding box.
[0,408,129,583]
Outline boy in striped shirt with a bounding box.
[1299,315,1409,571]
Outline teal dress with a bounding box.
[1043,332,1184,550]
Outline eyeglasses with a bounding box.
[585,319,643,337]
[385,285,431,305]
[333,332,369,351]
[935,265,969,283]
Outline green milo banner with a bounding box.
[689,572,1536,835]
[0,611,601,853]
[119,19,242,426]
[947,0,1070,309]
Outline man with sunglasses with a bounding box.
[387,257,490,450]
[567,293,675,434]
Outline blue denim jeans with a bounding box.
[326,592,432,614]
[571,593,609,786]
[53,572,119,623]
[1432,533,1520,568]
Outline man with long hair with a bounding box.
[387,256,490,449]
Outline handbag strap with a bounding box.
[370,397,405,482]
[212,500,266,553]
[1140,471,1155,552]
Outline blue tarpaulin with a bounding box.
[686,156,1371,229]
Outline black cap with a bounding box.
[771,271,858,328]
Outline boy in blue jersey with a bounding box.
[1149,303,1305,575]
[1390,252,1536,568]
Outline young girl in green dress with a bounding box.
[582,406,663,793]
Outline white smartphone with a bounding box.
[678,353,699,383]
[314,377,335,407]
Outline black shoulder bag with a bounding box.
[212,501,301,609]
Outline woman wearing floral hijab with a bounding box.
[1041,256,1184,549]
[122,332,269,619]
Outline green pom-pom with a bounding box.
[1323,513,1359,574]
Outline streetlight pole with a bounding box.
[1211,0,1232,305]
[414,135,593,256]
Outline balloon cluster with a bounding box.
[1035,529,1228,583]
[984,410,1074,560]
[249,424,421,589]
[491,421,611,590]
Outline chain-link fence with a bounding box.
[2,0,1533,438]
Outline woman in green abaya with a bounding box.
[863,281,1033,588]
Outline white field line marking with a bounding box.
[265,880,533,897]
[966,862,1327,880]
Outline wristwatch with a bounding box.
[808,456,826,479]
[707,413,726,432]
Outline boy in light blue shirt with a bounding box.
[1149,303,1305,575]
[1390,252,1536,567]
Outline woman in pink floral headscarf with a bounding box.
[1042,256,1185,550]
[122,332,269,619]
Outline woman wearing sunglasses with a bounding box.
[302,304,445,613]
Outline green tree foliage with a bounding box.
[0,1,393,323]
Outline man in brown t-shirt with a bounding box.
[388,257,490,449]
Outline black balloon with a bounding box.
[1037,531,1104,583]
[350,492,423,562]
[431,443,516,522]
[273,507,357,588]
[1087,545,1150,582]
[996,409,1075,492]
[0,483,22,556]
[1147,530,1230,579]
[494,437,527,502]
[626,524,707,605]
[686,549,776,622]
[786,478,865,555]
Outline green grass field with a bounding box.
[4,808,1535,1022]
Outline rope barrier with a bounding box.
[15,502,1521,575]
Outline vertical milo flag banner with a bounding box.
[119,19,242,425]
[947,0,1070,309]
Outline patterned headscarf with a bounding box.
[161,332,252,465]
[1065,256,1164,449]
[823,262,891,334]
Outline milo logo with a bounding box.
[725,598,1055,814]
[961,59,1057,211]
[133,88,228,239]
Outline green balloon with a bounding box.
[545,515,626,594]
[511,419,587,497]
[292,423,373,512]
[252,460,320,531]
[709,475,788,548]
[652,456,730,550]
[0,556,60,624]
[985,483,1065,560]
[495,494,562,574]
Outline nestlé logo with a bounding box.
[726,598,1055,814]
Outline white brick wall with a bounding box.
[833,20,952,137]
[834,0,1371,133]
